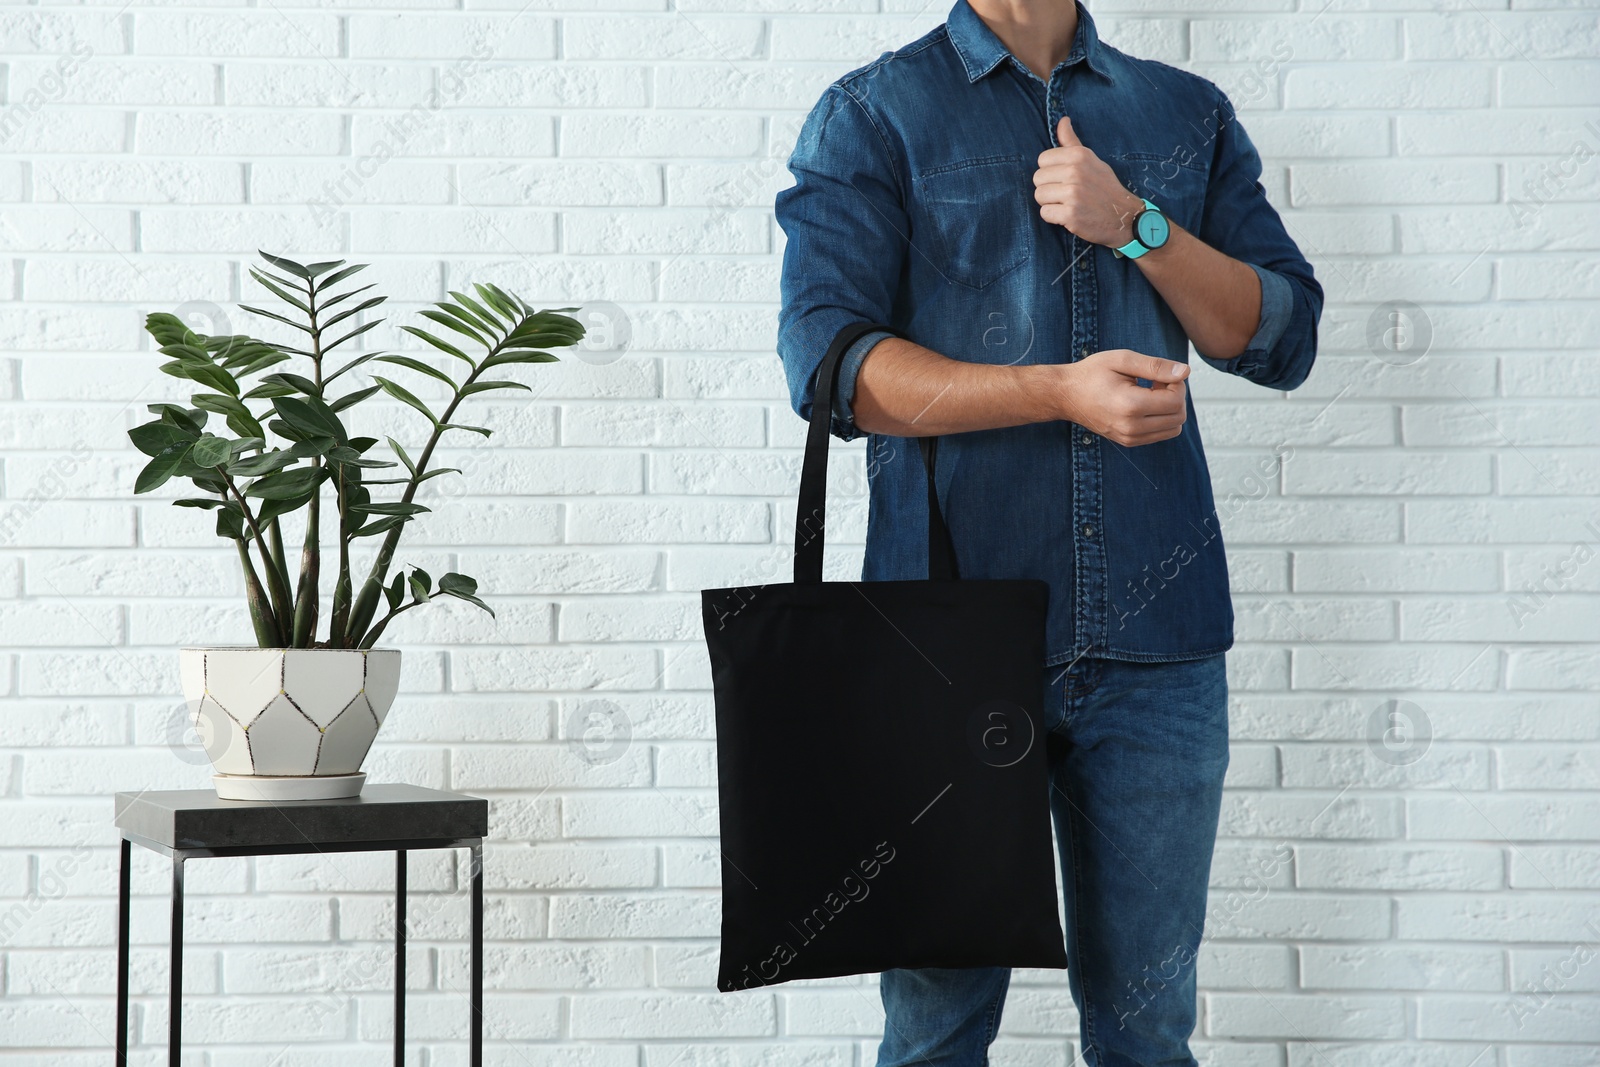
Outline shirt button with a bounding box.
[1081,524,1096,538]
[1079,432,1094,445]
[1078,345,1090,359]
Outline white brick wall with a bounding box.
[1,0,1597,1062]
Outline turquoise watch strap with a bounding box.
[1114,198,1161,260]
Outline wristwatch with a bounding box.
[1113,198,1169,259]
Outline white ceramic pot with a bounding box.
[179,647,401,801]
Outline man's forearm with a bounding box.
[851,337,1062,437]
[850,337,1192,447]
[1127,220,1261,362]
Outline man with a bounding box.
[773,0,1322,1064]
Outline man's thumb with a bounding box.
[1111,349,1188,382]
[1056,115,1083,148]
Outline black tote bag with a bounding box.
[701,321,1068,992]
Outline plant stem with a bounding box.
[357,600,417,650]
[345,358,488,643]
[219,470,292,645]
[291,276,326,648]
[234,538,280,646]
[328,463,354,647]
[267,517,293,618]
[291,501,319,648]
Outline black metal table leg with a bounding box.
[116,838,131,1067]
[169,855,184,1067]
[395,849,406,1067]
[471,843,483,1067]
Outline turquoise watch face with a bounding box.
[1136,207,1169,249]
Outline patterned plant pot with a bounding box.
[179,647,401,801]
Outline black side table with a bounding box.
[113,783,488,1067]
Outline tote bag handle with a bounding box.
[794,322,959,585]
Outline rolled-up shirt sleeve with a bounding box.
[1194,87,1324,392]
[774,83,909,441]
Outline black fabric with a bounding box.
[702,321,1067,992]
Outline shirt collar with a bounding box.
[946,0,1117,85]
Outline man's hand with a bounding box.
[1034,116,1146,249]
[1057,349,1190,446]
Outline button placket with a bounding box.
[1069,226,1107,658]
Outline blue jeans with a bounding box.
[876,654,1231,1067]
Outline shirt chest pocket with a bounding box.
[910,155,1036,291]
[1113,153,1208,235]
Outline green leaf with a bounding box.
[386,437,416,475]
[232,351,292,378]
[209,334,281,365]
[328,384,380,412]
[407,568,432,603]
[129,420,195,457]
[373,376,439,426]
[189,471,227,495]
[325,352,378,384]
[134,445,191,493]
[145,311,205,349]
[317,263,368,291]
[161,357,240,397]
[441,422,492,438]
[256,250,314,281]
[375,354,457,388]
[325,446,397,469]
[191,393,265,439]
[318,282,378,313]
[286,437,336,459]
[399,324,473,366]
[323,318,383,354]
[241,380,297,401]
[358,501,430,516]
[438,572,493,616]
[420,307,495,348]
[302,258,348,279]
[458,380,531,397]
[447,290,505,334]
[472,283,517,323]
[173,497,225,509]
[255,492,315,526]
[247,268,311,313]
[216,502,245,540]
[228,450,298,478]
[481,349,560,370]
[246,465,325,500]
[321,294,385,332]
[437,572,477,596]
[435,300,496,342]
[238,304,314,334]
[385,571,406,610]
[261,372,322,397]
[189,434,233,468]
[352,515,409,538]
[147,403,206,434]
[415,466,461,483]
[273,395,347,445]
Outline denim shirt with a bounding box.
[773,0,1322,665]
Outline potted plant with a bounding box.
[133,250,585,800]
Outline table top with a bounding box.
[114,783,488,852]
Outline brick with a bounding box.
[564,16,765,59]
[347,14,557,58]
[570,992,775,1038]
[1286,64,1491,108]
[1196,17,1399,61]
[1208,992,1405,1038]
